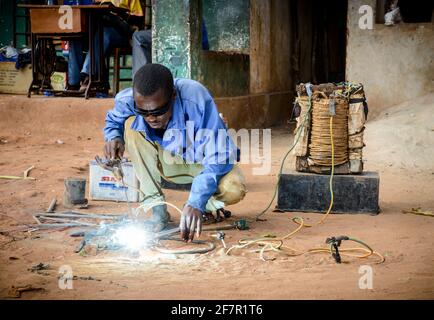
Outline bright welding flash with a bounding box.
[113,224,150,251]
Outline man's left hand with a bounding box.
[180,205,202,242]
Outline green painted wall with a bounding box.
[14,6,29,48]
[152,0,191,78]
[194,0,249,96]
[193,51,249,97]
[153,0,250,97]
[0,2,28,48]
[202,0,249,54]
[0,1,14,47]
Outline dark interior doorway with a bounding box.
[291,0,348,84]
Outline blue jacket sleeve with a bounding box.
[185,94,238,213]
[104,92,135,142]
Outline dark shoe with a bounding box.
[202,211,216,225]
[65,84,80,91]
[215,208,231,222]
[150,204,170,232]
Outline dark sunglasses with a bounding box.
[134,99,172,117]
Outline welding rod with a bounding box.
[153,224,237,239]
[46,198,57,213]
[154,227,180,239]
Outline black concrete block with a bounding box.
[277,171,380,214]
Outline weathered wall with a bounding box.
[214,92,293,129]
[153,0,293,128]
[154,0,249,98]
[347,0,434,117]
[152,0,191,78]
[202,0,250,54]
[193,0,250,97]
[249,0,293,125]
[193,51,250,97]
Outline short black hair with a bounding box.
[133,63,174,99]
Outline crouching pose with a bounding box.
[103,63,246,241]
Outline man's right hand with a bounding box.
[104,138,125,160]
[180,205,203,242]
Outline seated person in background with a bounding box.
[132,29,152,78]
[67,0,143,92]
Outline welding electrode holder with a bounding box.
[326,236,350,263]
[211,231,227,248]
[95,155,124,181]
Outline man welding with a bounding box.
[103,63,247,242]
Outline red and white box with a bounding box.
[89,160,139,202]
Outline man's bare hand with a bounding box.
[104,138,125,160]
[180,205,202,242]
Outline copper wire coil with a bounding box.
[309,98,349,166]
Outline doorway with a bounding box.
[290,0,348,84]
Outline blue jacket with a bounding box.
[104,78,239,212]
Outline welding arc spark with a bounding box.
[112,224,150,250]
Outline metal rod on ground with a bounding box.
[33,216,97,226]
[153,224,237,240]
[202,224,237,232]
[46,198,57,213]
[30,223,97,230]
[154,227,180,239]
[34,212,121,220]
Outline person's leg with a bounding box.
[81,26,129,84]
[157,146,247,213]
[80,45,91,78]
[101,26,130,86]
[67,40,84,86]
[103,26,130,53]
[159,153,247,213]
[132,29,152,78]
[124,117,246,223]
[124,117,196,231]
[206,165,247,212]
[124,117,165,204]
[214,165,247,204]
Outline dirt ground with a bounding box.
[0,94,433,300]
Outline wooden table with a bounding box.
[19,4,127,99]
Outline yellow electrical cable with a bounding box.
[228,89,384,263]
[254,95,314,221]
[226,116,336,260]
[291,115,334,228]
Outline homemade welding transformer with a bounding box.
[277,82,380,214]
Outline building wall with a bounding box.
[193,51,250,97]
[202,0,249,54]
[248,0,293,126]
[208,0,293,129]
[152,0,192,79]
[153,0,250,98]
[153,0,293,128]
[191,0,250,97]
[346,0,434,117]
